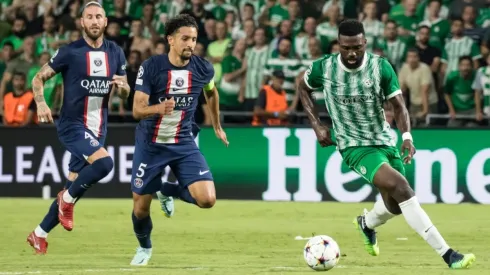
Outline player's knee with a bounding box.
[196,194,216,209]
[133,208,150,219]
[68,172,78,182]
[92,156,114,176]
[389,177,415,203]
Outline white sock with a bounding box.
[365,199,396,229]
[62,190,76,203]
[399,197,450,256]
[34,225,48,238]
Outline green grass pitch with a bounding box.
[0,199,488,274]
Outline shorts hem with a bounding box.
[183,177,214,188]
[369,162,388,183]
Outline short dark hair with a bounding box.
[459,55,472,64]
[418,25,430,32]
[338,19,365,37]
[407,47,419,55]
[2,41,13,49]
[13,71,26,79]
[451,17,463,24]
[385,19,397,27]
[165,14,199,37]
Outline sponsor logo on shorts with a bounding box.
[90,139,100,147]
[134,178,143,188]
[360,166,367,175]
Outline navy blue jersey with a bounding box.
[48,38,127,138]
[134,54,214,144]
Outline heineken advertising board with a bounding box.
[0,127,489,204]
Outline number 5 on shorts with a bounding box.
[136,163,147,177]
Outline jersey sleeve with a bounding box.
[203,60,215,92]
[470,41,482,60]
[303,59,324,90]
[48,46,70,73]
[134,59,153,95]
[380,58,402,99]
[116,47,127,76]
[444,73,455,94]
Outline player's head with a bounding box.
[338,19,366,69]
[81,1,107,41]
[165,14,199,61]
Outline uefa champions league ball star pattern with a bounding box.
[303,235,341,271]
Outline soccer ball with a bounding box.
[303,235,341,271]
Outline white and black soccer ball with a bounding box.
[303,235,341,271]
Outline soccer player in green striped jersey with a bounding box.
[298,19,476,270]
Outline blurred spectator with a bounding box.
[141,2,163,41]
[231,3,255,40]
[419,0,450,49]
[129,19,153,60]
[269,19,293,55]
[106,22,130,55]
[415,26,441,87]
[0,36,36,112]
[264,37,302,109]
[422,0,449,21]
[295,17,316,58]
[252,70,290,126]
[206,0,238,21]
[377,20,408,71]
[317,4,340,51]
[472,54,490,118]
[125,50,143,114]
[2,71,36,127]
[219,38,247,122]
[180,0,216,41]
[287,0,303,35]
[300,37,326,111]
[449,0,485,20]
[240,27,269,112]
[462,5,484,44]
[194,42,206,57]
[36,15,62,56]
[361,1,384,52]
[224,10,237,35]
[398,48,437,126]
[26,52,62,113]
[200,18,216,48]
[107,0,132,36]
[260,0,289,38]
[440,18,481,80]
[22,1,47,36]
[238,0,266,24]
[390,0,421,40]
[58,0,82,32]
[322,0,345,19]
[0,17,26,51]
[154,39,167,55]
[444,56,479,127]
[207,21,232,83]
[327,39,340,54]
[0,42,14,78]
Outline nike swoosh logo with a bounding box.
[93,70,103,73]
[425,225,433,233]
[199,170,209,175]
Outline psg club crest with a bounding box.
[89,139,99,147]
[94,58,103,67]
[176,77,184,87]
[134,178,143,188]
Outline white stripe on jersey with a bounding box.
[153,70,192,144]
[84,96,103,137]
[87,51,109,77]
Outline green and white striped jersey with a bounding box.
[441,36,481,78]
[264,51,303,101]
[244,45,269,99]
[304,53,400,150]
[376,38,408,71]
[472,66,490,115]
[362,19,384,51]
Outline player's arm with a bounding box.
[298,61,324,129]
[202,79,222,129]
[112,47,130,99]
[472,69,484,121]
[382,58,415,162]
[132,61,173,120]
[32,64,57,105]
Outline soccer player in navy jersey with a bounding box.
[26,2,130,254]
[129,14,228,265]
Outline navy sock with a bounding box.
[179,187,198,205]
[39,180,73,233]
[132,212,153,249]
[160,181,181,197]
[68,157,113,198]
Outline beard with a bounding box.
[83,26,105,41]
[180,49,193,60]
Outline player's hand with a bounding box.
[157,97,175,115]
[37,102,54,124]
[400,139,416,164]
[111,75,130,96]
[314,125,336,147]
[215,127,229,147]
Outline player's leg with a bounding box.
[372,148,475,268]
[26,156,85,254]
[57,133,113,231]
[169,148,216,208]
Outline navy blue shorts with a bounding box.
[58,128,106,173]
[131,138,213,195]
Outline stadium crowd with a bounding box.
[0,0,489,127]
